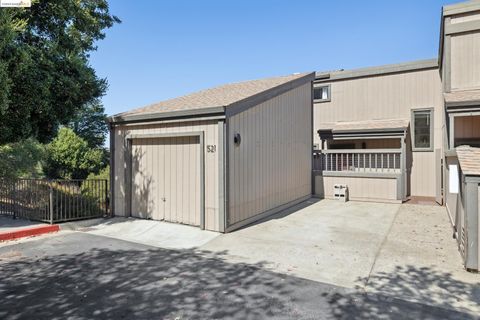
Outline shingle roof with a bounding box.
[456,146,480,176]
[315,59,438,82]
[317,118,409,132]
[444,89,480,105]
[115,73,311,118]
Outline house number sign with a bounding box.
[207,145,216,153]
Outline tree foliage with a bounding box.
[45,128,106,179]
[69,99,108,149]
[0,0,120,144]
[0,139,46,180]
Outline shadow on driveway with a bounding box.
[0,233,477,319]
[323,265,480,319]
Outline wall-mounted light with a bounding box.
[234,133,241,146]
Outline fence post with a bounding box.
[12,180,17,220]
[49,183,54,225]
[105,179,109,217]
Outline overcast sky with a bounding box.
[90,0,459,117]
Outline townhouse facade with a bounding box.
[312,0,480,271]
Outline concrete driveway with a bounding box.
[2,232,474,320]
[202,199,400,288]
[1,198,479,318]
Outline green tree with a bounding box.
[0,1,120,144]
[45,128,106,179]
[0,139,46,180]
[69,99,109,149]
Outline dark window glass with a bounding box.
[414,111,431,149]
[314,86,329,101]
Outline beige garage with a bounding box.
[108,72,314,232]
[130,135,202,226]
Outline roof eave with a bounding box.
[315,59,438,83]
[443,1,480,16]
[108,106,226,124]
[108,72,315,124]
[225,72,316,117]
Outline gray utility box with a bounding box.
[333,184,349,202]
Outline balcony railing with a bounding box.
[313,149,402,174]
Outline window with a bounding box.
[314,85,330,102]
[412,109,433,151]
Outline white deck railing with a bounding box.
[313,149,402,174]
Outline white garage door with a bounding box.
[131,136,201,226]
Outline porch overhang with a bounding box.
[317,118,409,140]
[444,90,480,111]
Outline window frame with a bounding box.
[313,84,331,103]
[411,108,434,152]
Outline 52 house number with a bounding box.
[207,145,216,153]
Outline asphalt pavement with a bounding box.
[0,232,476,320]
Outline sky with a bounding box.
[90,0,460,117]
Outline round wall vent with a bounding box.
[234,133,241,146]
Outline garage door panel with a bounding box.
[164,138,172,222]
[132,135,201,226]
[174,136,199,225]
[131,138,159,219]
[165,136,201,226]
[151,139,165,221]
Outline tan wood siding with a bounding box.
[409,152,437,197]
[314,69,443,197]
[113,120,221,231]
[454,115,480,139]
[328,138,400,149]
[477,183,480,267]
[227,83,312,227]
[314,175,399,203]
[130,136,201,225]
[451,32,480,91]
[445,156,460,226]
[451,11,480,24]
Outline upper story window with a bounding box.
[314,85,331,102]
[412,109,434,151]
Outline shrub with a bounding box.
[0,138,46,180]
[44,128,106,179]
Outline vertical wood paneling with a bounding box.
[129,136,200,226]
[318,176,398,202]
[113,120,220,231]
[478,184,480,265]
[455,115,480,139]
[314,69,443,197]
[227,83,312,226]
[328,139,401,149]
[451,32,480,90]
[451,11,480,24]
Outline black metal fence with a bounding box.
[0,179,109,224]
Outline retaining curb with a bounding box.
[0,225,60,242]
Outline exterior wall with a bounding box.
[314,69,444,197]
[328,138,400,149]
[451,31,480,91]
[444,155,480,270]
[314,174,399,203]
[454,115,480,142]
[112,120,222,232]
[130,136,201,226]
[227,82,312,228]
[477,182,480,268]
[450,10,480,24]
[445,155,462,227]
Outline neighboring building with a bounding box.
[108,73,314,232]
[312,60,443,203]
[440,0,480,271]
[311,0,480,271]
